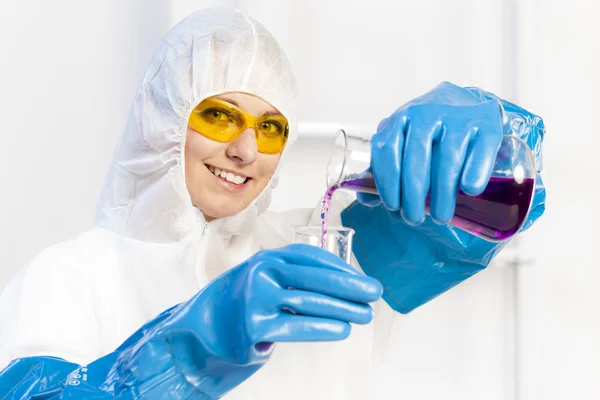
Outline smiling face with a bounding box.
[184,92,285,221]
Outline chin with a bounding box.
[194,185,265,221]
[201,201,251,221]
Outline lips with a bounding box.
[206,164,248,185]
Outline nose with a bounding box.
[226,128,258,164]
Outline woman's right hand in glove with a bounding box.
[112,243,384,399]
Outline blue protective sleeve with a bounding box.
[341,89,546,314]
[0,305,200,400]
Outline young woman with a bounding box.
[0,7,545,399]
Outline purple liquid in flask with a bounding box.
[321,175,535,244]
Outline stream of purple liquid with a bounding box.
[320,176,535,245]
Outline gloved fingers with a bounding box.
[460,128,502,196]
[400,116,441,225]
[371,114,404,211]
[276,288,374,325]
[356,192,382,207]
[377,116,390,131]
[271,244,359,276]
[429,127,471,224]
[270,263,382,304]
[260,314,351,342]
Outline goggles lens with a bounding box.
[188,97,289,154]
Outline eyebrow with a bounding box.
[220,97,282,117]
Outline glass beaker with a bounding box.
[293,226,355,264]
[326,129,537,242]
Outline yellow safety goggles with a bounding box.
[188,97,289,154]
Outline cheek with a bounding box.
[185,128,219,166]
[184,130,224,192]
[257,153,282,181]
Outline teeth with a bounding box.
[209,165,247,185]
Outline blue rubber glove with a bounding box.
[357,81,504,226]
[0,244,383,399]
[345,81,546,314]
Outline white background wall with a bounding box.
[0,1,598,399]
[514,1,600,398]
[0,0,173,286]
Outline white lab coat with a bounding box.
[0,8,398,399]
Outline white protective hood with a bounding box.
[95,7,298,243]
